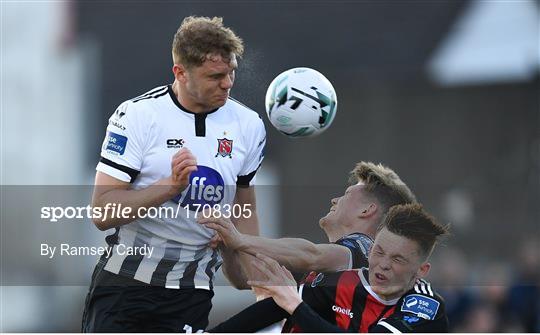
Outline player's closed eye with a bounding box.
[392,257,407,264]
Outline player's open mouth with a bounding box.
[375,273,387,281]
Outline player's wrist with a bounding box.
[236,235,252,252]
[282,296,303,315]
[157,176,184,198]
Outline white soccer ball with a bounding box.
[265,67,337,138]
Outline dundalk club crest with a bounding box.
[215,138,233,158]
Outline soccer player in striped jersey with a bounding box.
[209,204,449,333]
[82,16,265,332]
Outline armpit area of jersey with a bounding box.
[371,313,449,333]
[208,298,288,332]
[236,165,259,188]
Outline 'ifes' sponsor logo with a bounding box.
[173,166,225,210]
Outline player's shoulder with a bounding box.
[398,278,446,321]
[111,85,169,120]
[335,233,373,258]
[128,85,170,105]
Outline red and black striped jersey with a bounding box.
[208,269,447,333]
[284,268,448,333]
[284,268,397,332]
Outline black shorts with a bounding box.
[82,262,213,333]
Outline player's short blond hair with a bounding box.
[172,16,244,68]
[349,162,417,213]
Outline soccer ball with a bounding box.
[265,67,337,137]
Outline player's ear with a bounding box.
[417,261,431,278]
[359,203,377,218]
[172,63,188,83]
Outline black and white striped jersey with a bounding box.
[96,85,266,289]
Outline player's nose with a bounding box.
[220,74,234,89]
[379,259,391,270]
[331,197,338,205]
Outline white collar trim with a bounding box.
[358,268,400,306]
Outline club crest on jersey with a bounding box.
[311,273,325,287]
[215,138,233,158]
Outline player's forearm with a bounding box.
[92,178,178,230]
[228,213,262,288]
[238,236,321,272]
[220,248,249,289]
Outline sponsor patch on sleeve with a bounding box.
[337,234,373,259]
[403,315,420,324]
[400,294,440,320]
[105,131,128,155]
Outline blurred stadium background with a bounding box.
[1,0,539,332]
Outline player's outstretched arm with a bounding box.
[92,148,197,230]
[220,186,261,289]
[199,214,351,272]
[219,247,249,290]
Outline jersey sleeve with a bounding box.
[289,302,354,333]
[236,116,266,187]
[371,279,449,333]
[335,233,373,269]
[96,101,147,183]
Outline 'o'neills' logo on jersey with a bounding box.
[174,166,225,210]
[332,305,354,319]
[215,138,233,158]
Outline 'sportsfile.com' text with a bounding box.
[40,203,252,222]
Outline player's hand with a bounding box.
[208,233,222,249]
[247,253,302,315]
[168,148,197,196]
[198,212,245,250]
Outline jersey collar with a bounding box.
[167,84,220,116]
[358,268,400,306]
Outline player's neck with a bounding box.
[351,219,377,240]
[326,225,352,243]
[171,80,211,114]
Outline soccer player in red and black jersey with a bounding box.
[208,204,449,333]
[200,162,417,275]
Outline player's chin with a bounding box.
[371,284,393,297]
[319,215,331,228]
[214,94,229,105]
